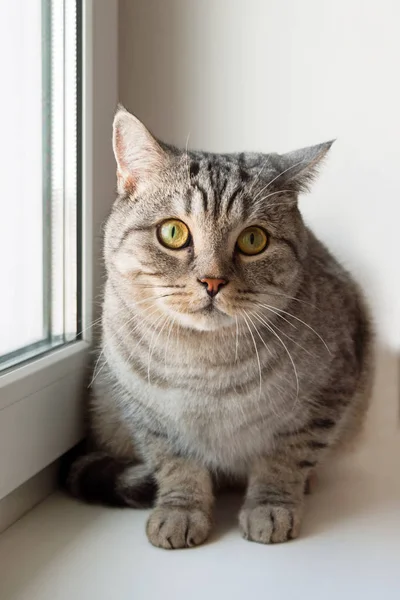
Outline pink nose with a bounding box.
[199,277,228,298]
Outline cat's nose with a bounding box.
[198,277,228,298]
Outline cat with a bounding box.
[67,106,373,549]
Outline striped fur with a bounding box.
[67,107,373,549]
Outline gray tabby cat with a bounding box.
[67,106,373,549]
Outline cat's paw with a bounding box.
[239,503,302,544]
[146,506,211,549]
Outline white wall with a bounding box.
[119,0,400,350]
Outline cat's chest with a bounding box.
[154,388,272,471]
[113,348,302,472]
[130,376,298,473]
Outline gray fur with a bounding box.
[67,107,373,549]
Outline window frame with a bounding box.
[0,0,118,500]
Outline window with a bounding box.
[0,0,80,373]
[0,0,117,503]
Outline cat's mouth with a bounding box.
[161,295,234,330]
[187,300,224,315]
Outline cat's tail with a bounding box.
[62,446,156,508]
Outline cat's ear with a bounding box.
[276,140,334,193]
[112,105,167,196]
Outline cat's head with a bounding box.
[104,106,332,332]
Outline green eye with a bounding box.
[157,219,190,249]
[237,226,268,256]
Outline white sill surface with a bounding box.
[0,352,399,600]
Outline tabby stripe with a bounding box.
[270,512,276,537]
[210,167,220,217]
[155,462,182,478]
[354,310,368,369]
[193,182,209,212]
[184,189,193,214]
[308,440,327,449]
[275,235,301,262]
[310,418,336,429]
[189,161,200,178]
[319,392,351,409]
[158,494,204,511]
[144,425,168,440]
[184,519,190,546]
[114,225,153,253]
[297,460,316,468]
[225,187,242,214]
[278,427,308,438]
[288,513,294,539]
[158,493,192,506]
[137,271,167,278]
[239,167,250,182]
[238,152,246,166]
[124,353,265,395]
[219,176,228,197]
[258,498,295,507]
[251,485,291,501]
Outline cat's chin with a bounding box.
[171,308,234,332]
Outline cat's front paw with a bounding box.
[239,503,302,544]
[146,506,212,549]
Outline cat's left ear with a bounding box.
[113,105,168,196]
[277,140,334,193]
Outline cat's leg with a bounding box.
[239,455,305,544]
[146,455,214,549]
[239,433,332,544]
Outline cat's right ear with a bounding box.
[112,105,167,196]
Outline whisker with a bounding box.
[77,315,103,337]
[250,310,299,399]
[248,157,269,193]
[234,315,239,363]
[79,289,171,338]
[253,189,293,205]
[243,310,274,359]
[254,310,315,358]
[132,271,169,279]
[253,159,309,202]
[256,302,331,354]
[129,284,186,289]
[164,317,176,376]
[255,303,296,329]
[243,310,281,419]
[237,290,318,311]
[127,311,166,366]
[148,315,170,384]
[90,302,162,387]
[90,314,138,388]
[241,311,262,402]
[132,292,183,308]
[259,291,320,311]
[260,201,297,208]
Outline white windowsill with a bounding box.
[0,341,89,500]
[0,350,399,600]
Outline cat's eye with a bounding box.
[236,226,268,256]
[157,219,190,249]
